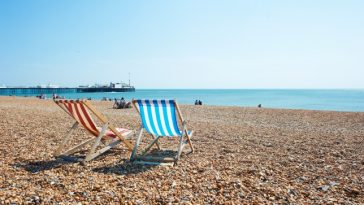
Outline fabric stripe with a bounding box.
[145,100,159,135]
[153,100,166,136]
[79,103,98,131]
[138,100,154,134]
[74,103,98,136]
[64,102,72,115]
[148,100,163,136]
[142,100,154,134]
[78,103,99,135]
[157,100,169,136]
[62,101,99,136]
[165,100,179,136]
[161,100,174,136]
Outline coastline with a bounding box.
[2,95,363,113]
[2,88,364,112]
[0,96,363,203]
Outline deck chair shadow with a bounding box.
[130,99,194,166]
[54,100,134,162]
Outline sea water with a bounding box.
[11,89,364,112]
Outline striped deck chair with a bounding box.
[130,99,194,165]
[54,100,134,162]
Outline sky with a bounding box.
[0,0,363,89]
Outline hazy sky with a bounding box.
[0,0,363,88]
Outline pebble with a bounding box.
[0,97,363,204]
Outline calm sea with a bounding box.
[14,89,364,112]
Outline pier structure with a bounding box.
[0,87,135,95]
[77,87,135,93]
[0,87,78,95]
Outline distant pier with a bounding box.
[78,87,135,93]
[0,87,135,95]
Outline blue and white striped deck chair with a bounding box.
[130,99,194,165]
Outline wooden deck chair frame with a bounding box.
[54,99,134,162]
[130,99,194,166]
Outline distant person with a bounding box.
[113,98,119,108]
[119,97,126,108]
[258,104,262,108]
[195,100,199,105]
[198,100,202,105]
[124,101,132,108]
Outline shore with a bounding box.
[0,96,363,204]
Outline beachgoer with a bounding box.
[119,97,126,108]
[198,100,202,105]
[113,98,119,108]
[195,100,198,105]
[124,101,132,108]
[258,104,262,108]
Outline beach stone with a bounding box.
[1,97,364,204]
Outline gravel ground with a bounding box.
[0,96,363,204]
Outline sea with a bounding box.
[12,89,364,112]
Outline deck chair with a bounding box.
[54,99,134,162]
[130,99,194,166]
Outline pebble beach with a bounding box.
[0,96,363,204]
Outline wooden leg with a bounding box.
[62,137,96,155]
[176,124,187,161]
[130,128,143,161]
[54,122,78,156]
[139,136,161,157]
[175,137,185,165]
[84,139,122,162]
[85,123,108,162]
[152,134,161,150]
[186,130,194,153]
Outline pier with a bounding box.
[0,88,78,95]
[78,87,135,93]
[0,87,135,95]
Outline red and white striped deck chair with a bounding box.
[54,99,134,162]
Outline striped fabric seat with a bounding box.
[61,100,99,136]
[131,99,194,165]
[53,99,134,162]
[57,100,131,137]
[136,99,188,137]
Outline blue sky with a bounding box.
[0,0,363,88]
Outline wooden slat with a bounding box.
[137,156,176,163]
[176,123,187,161]
[130,128,144,161]
[84,139,122,162]
[185,129,194,153]
[62,137,96,155]
[133,161,174,166]
[139,136,160,157]
[152,134,161,150]
[85,123,108,161]
[54,122,79,156]
[174,100,185,125]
